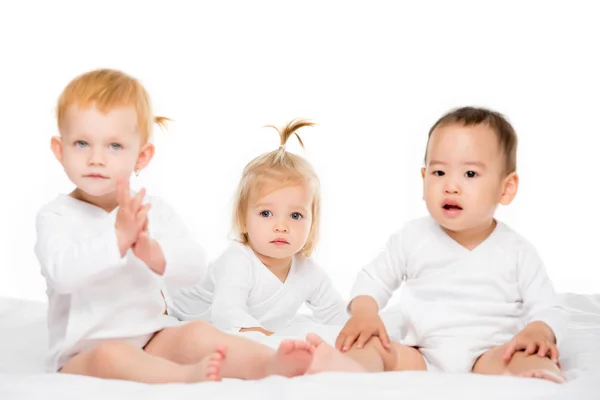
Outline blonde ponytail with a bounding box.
[154,116,173,133]
[264,119,314,151]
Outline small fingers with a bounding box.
[342,332,359,352]
[525,341,538,356]
[141,217,149,233]
[355,332,372,350]
[503,340,517,362]
[537,342,549,358]
[378,326,391,349]
[136,204,151,229]
[335,333,346,351]
[131,188,146,213]
[549,344,560,364]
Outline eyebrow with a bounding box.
[428,160,486,169]
[254,202,309,214]
[67,133,127,143]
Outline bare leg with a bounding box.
[304,333,367,374]
[60,340,224,383]
[387,342,428,371]
[144,321,314,380]
[344,338,386,372]
[344,336,427,372]
[473,344,564,384]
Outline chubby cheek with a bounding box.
[247,216,269,239]
[298,219,312,241]
[422,181,440,204]
[62,154,84,176]
[112,155,138,174]
[61,148,81,165]
[468,187,498,215]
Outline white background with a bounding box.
[0,1,598,302]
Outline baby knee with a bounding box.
[363,336,397,371]
[182,320,218,338]
[89,341,131,368]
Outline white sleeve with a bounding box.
[210,250,263,331]
[518,243,568,346]
[34,211,126,294]
[150,198,207,286]
[349,229,406,310]
[305,264,349,325]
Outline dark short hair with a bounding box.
[425,106,518,174]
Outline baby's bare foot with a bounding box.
[186,346,226,382]
[266,340,315,378]
[305,333,367,374]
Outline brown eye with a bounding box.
[465,171,477,178]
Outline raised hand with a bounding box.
[132,217,166,275]
[114,178,151,256]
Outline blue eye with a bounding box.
[109,143,123,150]
[75,140,88,148]
[260,211,272,218]
[465,171,477,178]
[291,212,303,220]
[433,170,445,176]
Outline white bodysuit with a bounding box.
[350,216,567,373]
[34,194,207,372]
[167,241,349,332]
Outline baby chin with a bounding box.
[260,243,299,259]
[74,178,117,198]
[432,209,471,232]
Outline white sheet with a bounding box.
[1,293,599,399]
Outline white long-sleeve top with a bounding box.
[168,241,348,332]
[34,194,207,372]
[350,216,568,350]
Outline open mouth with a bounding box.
[443,204,463,211]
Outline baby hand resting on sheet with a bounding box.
[335,296,391,352]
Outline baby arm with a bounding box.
[504,243,568,363]
[211,255,269,334]
[337,230,407,351]
[349,231,406,311]
[35,212,128,294]
[305,264,348,325]
[35,181,149,294]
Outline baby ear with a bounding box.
[499,172,519,205]
[135,143,155,172]
[50,136,64,165]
